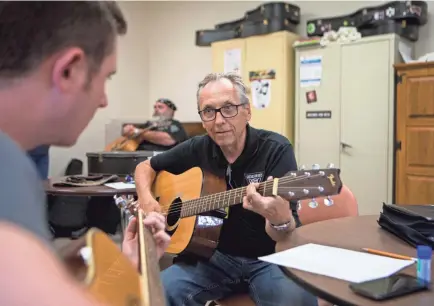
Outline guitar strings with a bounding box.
[150,173,332,216]
[155,173,321,213]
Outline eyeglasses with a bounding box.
[198,103,246,122]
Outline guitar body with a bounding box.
[152,167,226,259]
[61,228,165,306]
[104,136,140,152]
[152,165,343,259]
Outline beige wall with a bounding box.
[49,1,433,176]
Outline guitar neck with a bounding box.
[136,210,166,306]
[180,180,274,218]
[179,168,342,218]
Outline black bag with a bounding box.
[86,151,154,176]
[195,2,300,47]
[378,203,434,248]
[306,1,427,41]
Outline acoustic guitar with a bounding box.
[60,196,165,306]
[105,117,171,152]
[152,164,342,259]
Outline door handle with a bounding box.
[341,142,352,149]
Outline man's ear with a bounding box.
[245,103,252,121]
[51,48,87,92]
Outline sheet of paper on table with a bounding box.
[105,182,136,190]
[258,243,415,283]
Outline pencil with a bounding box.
[362,248,415,261]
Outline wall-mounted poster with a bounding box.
[251,79,271,109]
[224,49,241,74]
[300,55,322,88]
[249,69,276,109]
[249,69,276,81]
[306,90,318,104]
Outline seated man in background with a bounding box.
[27,145,50,179]
[123,98,188,151]
[0,2,169,305]
[135,72,318,306]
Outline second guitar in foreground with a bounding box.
[61,198,165,306]
[152,165,342,259]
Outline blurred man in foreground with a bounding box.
[0,2,169,305]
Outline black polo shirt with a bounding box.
[135,119,188,151]
[150,124,300,258]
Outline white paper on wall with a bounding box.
[251,79,271,109]
[300,55,322,88]
[224,49,241,74]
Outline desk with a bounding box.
[276,215,434,306]
[44,177,137,239]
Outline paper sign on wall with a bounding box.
[306,110,331,119]
[300,55,322,88]
[224,49,241,74]
[306,90,317,104]
[251,79,271,109]
[248,69,275,109]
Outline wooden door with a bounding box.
[295,44,342,169]
[340,39,392,215]
[395,62,434,205]
[244,32,298,141]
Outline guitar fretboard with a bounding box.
[180,180,274,218]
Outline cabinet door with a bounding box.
[295,44,341,169]
[211,39,246,73]
[244,33,291,139]
[340,40,391,215]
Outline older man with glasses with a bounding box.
[134,72,317,306]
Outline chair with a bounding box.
[214,185,358,306]
[298,184,358,225]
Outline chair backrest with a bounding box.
[298,185,358,225]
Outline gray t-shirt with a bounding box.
[0,131,51,242]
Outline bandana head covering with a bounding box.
[156,98,177,111]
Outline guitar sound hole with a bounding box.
[166,197,182,229]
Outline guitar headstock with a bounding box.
[114,195,138,218]
[276,163,342,205]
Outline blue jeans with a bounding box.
[162,250,318,306]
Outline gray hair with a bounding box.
[196,72,249,110]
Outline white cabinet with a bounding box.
[294,34,413,215]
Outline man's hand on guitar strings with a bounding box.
[242,176,293,225]
[138,197,161,214]
[121,211,170,269]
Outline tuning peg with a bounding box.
[299,164,306,170]
[113,195,126,208]
[312,163,320,170]
[308,198,319,208]
[327,163,335,169]
[288,191,295,197]
[303,189,310,195]
[324,196,334,206]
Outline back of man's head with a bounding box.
[0,1,127,83]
